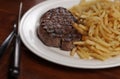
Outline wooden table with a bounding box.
[0,0,120,79]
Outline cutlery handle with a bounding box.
[8,2,22,78]
[9,35,21,78]
[0,29,15,58]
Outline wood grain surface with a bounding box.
[0,0,120,79]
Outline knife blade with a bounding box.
[8,2,23,79]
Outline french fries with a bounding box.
[70,0,120,61]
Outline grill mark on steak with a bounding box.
[37,7,82,51]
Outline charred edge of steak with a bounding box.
[37,7,82,51]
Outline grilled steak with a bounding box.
[37,7,82,51]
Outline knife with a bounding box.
[0,24,16,58]
[8,2,23,79]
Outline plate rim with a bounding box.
[19,0,120,69]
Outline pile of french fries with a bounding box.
[70,0,120,60]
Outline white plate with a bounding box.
[19,0,120,69]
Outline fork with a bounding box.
[0,24,16,58]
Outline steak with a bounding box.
[37,7,82,51]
